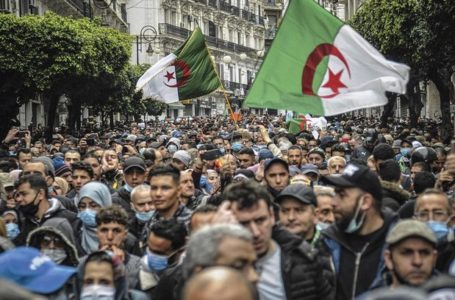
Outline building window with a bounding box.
[208,21,216,37]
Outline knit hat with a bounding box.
[173,150,191,167]
[53,156,71,177]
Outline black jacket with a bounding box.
[380,180,410,212]
[112,187,135,220]
[272,225,334,300]
[320,209,398,300]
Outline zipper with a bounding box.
[351,242,369,300]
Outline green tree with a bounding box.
[350,0,455,140]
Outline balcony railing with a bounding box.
[159,23,258,54]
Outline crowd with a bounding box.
[0,113,454,300]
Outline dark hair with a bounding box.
[15,174,48,198]
[96,205,129,228]
[378,159,401,182]
[83,150,101,162]
[372,143,395,161]
[71,162,94,178]
[412,161,428,171]
[84,251,114,275]
[148,164,180,183]
[288,145,302,152]
[238,148,255,156]
[413,172,436,194]
[150,219,187,250]
[16,148,31,159]
[64,149,80,157]
[331,143,346,154]
[192,204,218,214]
[223,180,273,209]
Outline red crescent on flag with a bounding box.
[164,59,191,88]
[301,43,351,98]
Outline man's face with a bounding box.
[316,195,335,224]
[308,140,317,149]
[15,182,42,208]
[96,221,128,249]
[124,168,146,188]
[287,149,302,166]
[264,163,289,192]
[332,150,345,158]
[148,232,173,256]
[132,189,154,212]
[34,142,44,154]
[22,162,46,178]
[150,175,181,213]
[64,152,81,165]
[72,170,92,192]
[279,198,316,237]
[332,187,365,231]
[190,212,215,232]
[415,194,450,223]
[433,154,446,173]
[84,157,102,180]
[238,154,255,169]
[83,261,114,287]
[308,153,324,167]
[384,238,437,287]
[215,236,259,285]
[231,200,275,257]
[172,159,187,171]
[180,171,195,198]
[18,152,32,169]
[103,150,119,170]
[213,138,224,149]
[328,158,346,175]
[410,165,424,180]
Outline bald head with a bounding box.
[183,267,256,300]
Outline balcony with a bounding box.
[219,0,231,13]
[159,23,258,54]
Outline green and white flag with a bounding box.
[136,27,221,103]
[243,0,410,116]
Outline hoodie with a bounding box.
[380,180,410,211]
[26,217,79,266]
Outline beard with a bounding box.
[335,194,364,232]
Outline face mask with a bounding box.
[123,183,133,193]
[168,144,178,154]
[427,221,449,242]
[345,196,366,234]
[42,248,67,264]
[400,147,411,156]
[139,148,146,155]
[19,192,40,217]
[78,209,97,227]
[232,142,243,152]
[219,147,225,155]
[136,210,154,223]
[316,222,331,231]
[80,284,115,300]
[6,223,20,240]
[146,249,169,272]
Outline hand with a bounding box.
[100,245,125,262]
[259,125,272,144]
[4,128,18,144]
[24,131,31,148]
[435,169,453,189]
[255,160,265,182]
[211,201,238,225]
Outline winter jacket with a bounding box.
[27,217,79,266]
[112,187,135,220]
[272,225,334,300]
[319,209,398,300]
[380,180,410,212]
[13,198,77,246]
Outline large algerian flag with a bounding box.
[136,27,221,103]
[243,0,410,116]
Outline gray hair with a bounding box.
[130,184,151,203]
[181,224,252,279]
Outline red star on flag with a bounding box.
[164,71,175,82]
[322,68,347,94]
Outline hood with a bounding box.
[380,180,410,204]
[43,198,62,218]
[271,225,317,261]
[26,217,79,266]
[77,251,129,300]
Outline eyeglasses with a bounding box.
[41,235,65,248]
[414,210,450,222]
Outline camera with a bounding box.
[16,131,28,138]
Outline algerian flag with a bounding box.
[243,0,410,116]
[136,27,221,103]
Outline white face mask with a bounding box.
[80,284,115,300]
[42,248,67,264]
[344,195,366,234]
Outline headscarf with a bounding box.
[77,182,112,254]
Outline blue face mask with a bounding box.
[400,147,411,156]
[427,221,449,242]
[232,142,243,152]
[78,209,97,227]
[146,250,168,272]
[136,211,154,223]
[316,222,331,231]
[219,147,225,155]
[124,183,133,193]
[6,223,20,240]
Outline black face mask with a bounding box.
[19,191,40,217]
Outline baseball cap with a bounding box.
[123,156,146,173]
[264,157,289,174]
[301,164,319,176]
[0,247,76,294]
[386,219,437,246]
[275,184,317,206]
[258,149,274,162]
[321,163,383,201]
[0,173,14,188]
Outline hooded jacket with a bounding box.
[26,217,79,266]
[112,186,135,220]
[320,209,398,300]
[380,180,410,211]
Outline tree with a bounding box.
[350,0,455,140]
[0,12,131,140]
